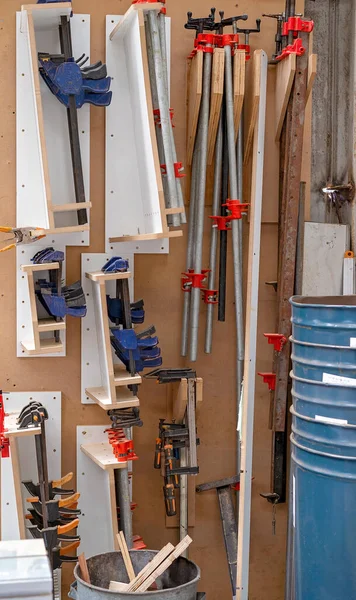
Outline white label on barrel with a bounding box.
[350,338,356,347]
[315,414,348,425]
[322,372,356,387]
[293,475,296,528]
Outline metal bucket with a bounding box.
[291,432,356,599]
[290,295,356,346]
[69,550,200,600]
[291,371,356,424]
[291,337,356,382]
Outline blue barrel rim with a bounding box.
[290,433,356,461]
[291,352,356,371]
[290,406,356,429]
[290,336,356,351]
[290,295,356,309]
[290,370,356,390]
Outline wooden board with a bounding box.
[275,53,296,141]
[244,50,262,165]
[207,48,224,165]
[234,50,246,141]
[186,50,203,166]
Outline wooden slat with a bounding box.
[51,202,92,213]
[4,413,40,438]
[306,53,317,102]
[21,338,64,355]
[85,271,131,282]
[21,262,60,272]
[244,50,262,165]
[80,442,127,470]
[207,48,225,165]
[275,53,296,141]
[186,50,203,166]
[85,387,140,411]
[109,230,183,243]
[126,544,175,592]
[135,536,192,592]
[233,50,246,141]
[37,318,65,332]
[172,378,188,423]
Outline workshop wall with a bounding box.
[0,0,303,598]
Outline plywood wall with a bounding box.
[0,0,304,598]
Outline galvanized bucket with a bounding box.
[291,371,356,424]
[291,431,356,599]
[69,550,200,600]
[290,295,356,346]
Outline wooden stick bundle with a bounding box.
[109,535,192,593]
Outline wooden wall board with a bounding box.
[1,1,296,598]
[306,53,317,102]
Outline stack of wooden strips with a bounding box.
[109,532,192,593]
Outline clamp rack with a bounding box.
[17,3,91,238]
[106,2,184,244]
[19,262,66,356]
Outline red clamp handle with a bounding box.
[282,17,314,36]
[181,269,209,292]
[276,38,305,61]
[263,333,287,352]
[258,372,276,392]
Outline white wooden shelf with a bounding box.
[84,268,142,407]
[20,262,65,356]
[4,413,41,438]
[17,4,90,243]
[80,442,127,470]
[106,10,182,245]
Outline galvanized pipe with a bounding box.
[189,48,212,362]
[218,109,228,322]
[145,17,172,225]
[147,11,179,220]
[205,114,223,353]
[115,466,133,549]
[158,12,186,225]
[224,43,244,395]
[181,132,200,357]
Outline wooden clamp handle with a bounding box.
[26,496,39,503]
[59,492,80,508]
[60,540,80,556]
[58,518,80,535]
[53,471,73,487]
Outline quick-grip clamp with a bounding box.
[209,200,249,230]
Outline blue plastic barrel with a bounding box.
[291,372,356,424]
[290,295,356,346]
[291,337,356,382]
[291,421,356,599]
